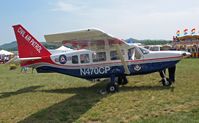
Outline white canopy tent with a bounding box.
[49,45,73,54]
[56,46,72,51]
[0,50,14,63]
[0,50,14,55]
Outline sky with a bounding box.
[1,0,199,45]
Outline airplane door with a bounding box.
[128,47,143,60]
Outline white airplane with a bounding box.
[13,24,190,93]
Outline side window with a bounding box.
[72,55,78,64]
[80,54,90,64]
[110,51,119,60]
[92,52,106,62]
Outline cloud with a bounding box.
[51,1,78,12]
[48,0,199,40]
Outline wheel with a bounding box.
[162,78,172,86]
[106,82,119,93]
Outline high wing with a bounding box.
[45,29,112,43]
[45,29,130,74]
[44,29,129,50]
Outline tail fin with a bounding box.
[13,24,51,58]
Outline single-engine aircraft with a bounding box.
[13,24,190,93]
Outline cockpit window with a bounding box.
[139,47,149,54]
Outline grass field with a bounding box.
[0,59,199,123]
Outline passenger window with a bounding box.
[80,54,90,63]
[110,51,119,60]
[92,52,106,62]
[72,55,78,64]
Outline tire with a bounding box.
[106,82,119,93]
[162,78,172,86]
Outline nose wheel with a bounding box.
[106,82,119,93]
[161,78,172,86]
[159,68,175,87]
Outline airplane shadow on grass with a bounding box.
[0,82,173,123]
[0,85,43,99]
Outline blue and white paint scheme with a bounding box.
[36,47,185,78]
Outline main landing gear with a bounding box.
[99,75,128,94]
[159,66,176,87]
[161,77,172,86]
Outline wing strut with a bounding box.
[115,44,130,75]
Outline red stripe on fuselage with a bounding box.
[27,55,182,68]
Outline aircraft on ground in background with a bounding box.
[13,24,190,94]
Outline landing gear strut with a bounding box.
[159,66,176,86]
[118,75,128,86]
[161,77,172,86]
[159,70,172,86]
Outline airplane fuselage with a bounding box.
[34,46,184,79]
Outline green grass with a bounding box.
[0,59,199,123]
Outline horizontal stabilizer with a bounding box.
[19,57,42,61]
[6,56,41,64]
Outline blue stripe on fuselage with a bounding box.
[36,60,179,79]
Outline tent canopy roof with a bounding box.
[56,46,72,51]
[0,50,14,55]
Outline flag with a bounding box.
[184,29,188,35]
[176,30,180,36]
[191,28,196,34]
